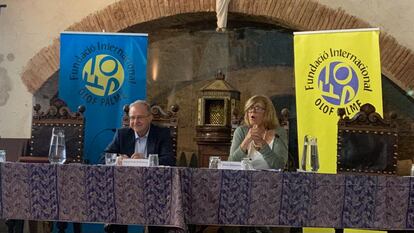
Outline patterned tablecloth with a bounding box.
[1,163,413,231]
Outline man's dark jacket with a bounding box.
[104,124,175,166]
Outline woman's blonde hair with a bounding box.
[243,95,279,129]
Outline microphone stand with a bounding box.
[275,133,297,172]
[84,128,116,164]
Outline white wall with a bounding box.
[0,0,119,138]
[0,0,413,138]
[317,0,414,50]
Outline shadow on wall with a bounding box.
[0,53,14,106]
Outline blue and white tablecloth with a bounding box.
[1,163,412,231]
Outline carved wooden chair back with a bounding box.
[19,98,85,163]
[122,104,179,157]
[337,103,398,175]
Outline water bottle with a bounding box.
[310,137,319,172]
[48,127,66,164]
[301,135,319,172]
[301,135,309,171]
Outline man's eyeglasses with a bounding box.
[129,115,151,121]
[247,106,266,112]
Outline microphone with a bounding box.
[275,133,298,172]
[84,128,116,164]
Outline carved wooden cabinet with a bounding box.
[196,126,232,167]
[195,71,240,167]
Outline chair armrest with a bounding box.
[18,156,49,163]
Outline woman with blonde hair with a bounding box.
[229,95,288,169]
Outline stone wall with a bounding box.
[32,25,414,162]
[4,0,414,140]
[145,27,294,159]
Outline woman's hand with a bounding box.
[240,129,253,153]
[250,125,266,149]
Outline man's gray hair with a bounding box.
[129,100,151,114]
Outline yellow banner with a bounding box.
[294,28,383,174]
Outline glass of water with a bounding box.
[411,164,414,176]
[241,158,253,170]
[0,150,6,163]
[209,156,221,169]
[105,153,117,165]
[148,154,159,167]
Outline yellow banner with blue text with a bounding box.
[294,28,383,174]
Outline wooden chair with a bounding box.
[19,98,85,163]
[0,138,29,162]
[337,103,398,175]
[122,103,179,158]
[10,98,85,233]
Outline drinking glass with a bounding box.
[411,164,414,176]
[209,156,221,169]
[105,153,117,165]
[48,127,66,164]
[0,150,6,163]
[148,154,159,167]
[241,158,253,170]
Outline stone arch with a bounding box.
[22,0,414,93]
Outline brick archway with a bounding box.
[22,0,414,93]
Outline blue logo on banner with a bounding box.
[83,54,124,97]
[317,61,359,106]
[59,32,148,164]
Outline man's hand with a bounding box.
[131,153,145,159]
[116,154,129,166]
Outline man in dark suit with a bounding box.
[104,100,175,233]
[105,100,175,166]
